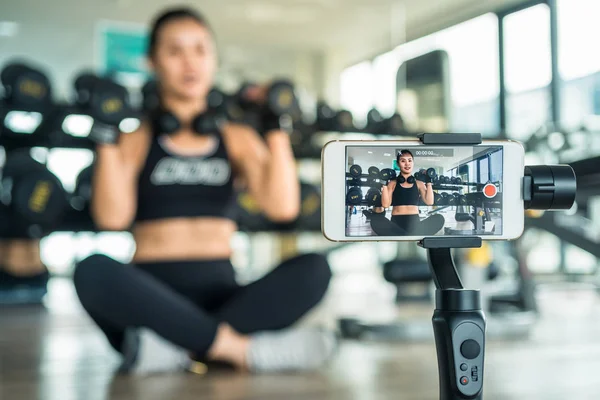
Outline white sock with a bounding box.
[246,328,338,373]
[122,328,190,375]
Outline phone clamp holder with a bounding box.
[416,132,576,400]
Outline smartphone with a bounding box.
[322,139,525,241]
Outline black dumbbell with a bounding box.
[366,108,384,134]
[443,176,451,184]
[346,187,363,205]
[381,113,404,135]
[427,168,437,179]
[365,188,381,206]
[447,193,457,206]
[455,177,462,185]
[1,62,52,113]
[1,149,69,237]
[335,110,356,132]
[450,177,458,184]
[71,164,93,211]
[74,73,131,127]
[349,164,362,178]
[379,168,397,184]
[240,80,299,133]
[439,192,449,206]
[466,195,478,207]
[457,194,468,206]
[316,101,336,132]
[434,192,442,205]
[368,166,380,177]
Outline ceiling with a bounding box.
[0,0,527,97]
[348,145,496,172]
[2,0,527,53]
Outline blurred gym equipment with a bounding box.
[1,149,69,237]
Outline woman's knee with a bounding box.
[73,254,121,295]
[285,253,332,296]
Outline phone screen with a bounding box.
[345,145,503,237]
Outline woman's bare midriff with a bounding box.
[391,205,419,215]
[132,217,238,262]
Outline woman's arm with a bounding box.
[417,181,435,206]
[381,181,396,208]
[223,124,300,222]
[90,126,150,230]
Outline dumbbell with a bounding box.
[434,192,442,206]
[367,166,380,186]
[368,166,380,178]
[415,168,437,184]
[316,101,336,132]
[71,164,93,211]
[365,188,381,206]
[447,193,457,206]
[1,149,69,237]
[366,108,384,134]
[1,62,53,136]
[235,80,298,134]
[465,195,479,207]
[381,113,404,135]
[457,194,468,206]
[379,168,397,185]
[438,193,450,206]
[349,164,362,178]
[74,73,131,127]
[334,110,356,132]
[346,187,363,205]
[1,62,52,113]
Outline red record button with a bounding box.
[460,376,469,385]
[483,183,497,198]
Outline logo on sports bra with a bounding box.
[150,157,231,186]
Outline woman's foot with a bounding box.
[245,328,338,373]
[118,328,190,375]
[207,324,338,373]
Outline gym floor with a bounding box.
[2,273,600,399]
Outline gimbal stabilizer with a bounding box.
[416,133,576,400]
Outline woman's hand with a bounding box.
[381,181,395,208]
[416,181,435,206]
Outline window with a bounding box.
[372,51,401,117]
[503,4,552,140]
[339,61,374,128]
[557,0,600,130]
[341,13,500,135]
[396,14,500,136]
[489,151,502,183]
[478,157,489,182]
[466,160,477,187]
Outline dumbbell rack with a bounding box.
[417,133,485,400]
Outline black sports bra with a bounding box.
[135,132,238,222]
[391,183,419,206]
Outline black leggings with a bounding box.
[73,253,331,357]
[371,213,445,236]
